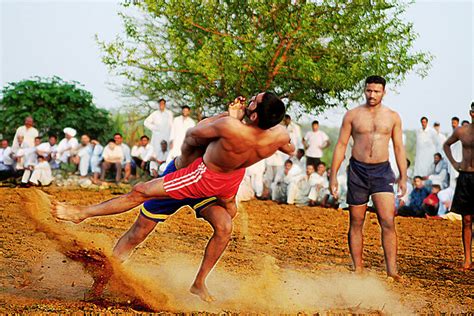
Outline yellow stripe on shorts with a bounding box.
[140,205,169,220]
[193,197,217,210]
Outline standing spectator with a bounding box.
[150,140,169,177]
[283,114,303,152]
[414,117,439,177]
[57,127,79,164]
[397,176,430,217]
[425,153,449,189]
[90,139,104,185]
[100,139,124,183]
[144,98,173,158]
[433,122,447,155]
[169,106,196,159]
[303,120,330,168]
[114,133,132,182]
[448,116,462,188]
[12,116,38,148]
[72,134,93,177]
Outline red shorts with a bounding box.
[163,157,245,200]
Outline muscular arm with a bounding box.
[185,116,233,147]
[443,130,460,170]
[392,113,407,196]
[329,112,352,197]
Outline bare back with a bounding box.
[452,124,474,172]
[202,118,291,172]
[349,105,399,163]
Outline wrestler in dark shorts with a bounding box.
[450,171,474,216]
[347,157,396,206]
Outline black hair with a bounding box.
[297,148,305,155]
[432,184,441,190]
[114,133,123,137]
[140,135,150,141]
[35,136,42,140]
[108,138,116,144]
[433,122,440,127]
[312,120,319,125]
[365,75,386,88]
[284,159,293,165]
[284,114,291,120]
[317,161,326,167]
[159,98,166,103]
[181,105,190,110]
[461,120,469,125]
[414,176,423,181]
[451,116,459,122]
[256,92,286,130]
[406,159,411,168]
[420,116,428,122]
[48,134,57,139]
[434,152,442,159]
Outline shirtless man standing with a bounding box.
[443,103,474,270]
[329,76,407,280]
[52,91,294,300]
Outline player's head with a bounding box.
[246,92,285,129]
[364,75,386,107]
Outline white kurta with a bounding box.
[56,138,79,163]
[29,161,54,186]
[287,122,303,151]
[414,127,439,177]
[169,115,196,159]
[447,140,462,188]
[144,109,174,156]
[12,126,38,148]
[435,131,447,156]
[388,133,406,179]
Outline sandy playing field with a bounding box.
[0,186,472,314]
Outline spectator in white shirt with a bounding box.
[169,106,196,159]
[414,116,439,177]
[271,159,303,203]
[247,159,265,198]
[424,153,449,189]
[28,155,53,186]
[57,127,79,164]
[0,139,14,179]
[71,134,93,177]
[12,116,39,148]
[144,98,174,158]
[101,139,124,183]
[114,133,132,182]
[150,140,169,177]
[303,120,330,169]
[287,164,318,205]
[283,114,303,152]
[263,151,284,199]
[433,122,447,156]
[11,135,29,170]
[21,137,42,184]
[308,162,330,206]
[291,148,307,170]
[90,139,104,185]
[131,135,154,176]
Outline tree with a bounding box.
[0,77,115,142]
[98,0,431,115]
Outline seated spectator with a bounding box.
[287,163,317,205]
[11,135,29,170]
[308,162,329,206]
[396,159,414,209]
[56,128,79,164]
[291,148,307,170]
[131,135,154,176]
[437,186,454,217]
[21,137,42,186]
[37,135,59,169]
[71,134,92,177]
[150,140,169,178]
[28,155,53,186]
[424,153,448,189]
[263,151,284,199]
[247,159,265,199]
[398,176,430,217]
[0,139,15,180]
[271,159,303,203]
[100,139,124,183]
[422,184,441,216]
[90,139,104,185]
[114,133,132,182]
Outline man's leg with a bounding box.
[372,193,400,279]
[461,215,473,269]
[191,204,232,302]
[124,162,131,181]
[51,177,169,223]
[348,204,367,273]
[112,214,158,262]
[114,162,122,182]
[100,162,110,181]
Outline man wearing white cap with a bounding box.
[57,127,79,164]
[12,116,38,148]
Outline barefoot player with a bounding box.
[52,92,295,300]
[329,76,407,280]
[443,102,474,271]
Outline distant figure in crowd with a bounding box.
[421,184,441,217]
[448,116,462,188]
[149,140,169,177]
[308,162,329,206]
[283,114,303,152]
[303,120,330,168]
[330,75,407,281]
[57,127,79,164]
[433,122,447,155]
[461,120,469,127]
[169,106,196,159]
[131,135,154,176]
[443,103,474,271]
[144,98,173,158]
[12,116,39,148]
[100,139,124,183]
[0,139,14,178]
[414,117,439,177]
[114,133,132,182]
[90,139,104,185]
[425,153,449,189]
[398,176,430,217]
[72,134,92,177]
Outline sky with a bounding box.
[1,0,473,133]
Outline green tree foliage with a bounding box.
[98,0,431,115]
[0,77,115,142]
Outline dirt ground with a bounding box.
[0,186,472,314]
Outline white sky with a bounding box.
[1,0,473,133]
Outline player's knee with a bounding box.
[214,220,232,238]
[350,217,365,228]
[379,217,395,231]
[462,215,472,226]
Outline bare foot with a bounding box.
[51,201,86,224]
[456,263,474,271]
[354,266,364,274]
[387,273,405,283]
[190,283,216,302]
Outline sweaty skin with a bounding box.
[329,82,407,281]
[443,111,474,270]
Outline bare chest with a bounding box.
[352,113,394,136]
